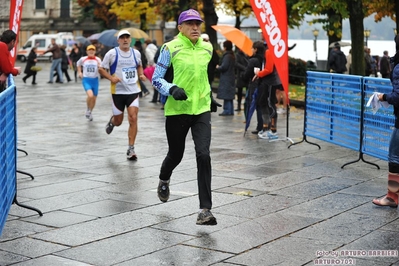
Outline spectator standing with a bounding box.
[134,41,150,97]
[56,45,72,83]
[327,42,347,74]
[380,50,391,79]
[69,43,82,82]
[76,44,102,121]
[345,49,352,74]
[364,46,372,76]
[99,30,147,160]
[22,47,38,85]
[373,35,399,208]
[242,41,265,134]
[144,38,158,66]
[43,38,63,84]
[216,40,236,116]
[152,9,221,225]
[254,42,280,140]
[0,29,21,90]
[235,48,249,111]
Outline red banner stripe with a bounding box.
[9,0,24,64]
[250,0,289,104]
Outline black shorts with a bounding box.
[112,93,140,112]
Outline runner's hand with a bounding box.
[169,86,187,100]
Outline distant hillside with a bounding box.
[218,13,396,41]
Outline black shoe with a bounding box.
[157,180,170,202]
[251,130,261,135]
[196,209,217,225]
[22,78,26,83]
[32,83,37,85]
[149,100,157,103]
[105,116,115,135]
[47,81,53,84]
[235,108,241,111]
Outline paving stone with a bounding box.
[114,244,233,266]
[21,210,96,228]
[33,211,172,246]
[335,229,399,265]
[64,199,146,217]
[10,255,92,266]
[55,228,194,265]
[0,237,67,258]
[0,250,29,265]
[0,220,50,242]
[183,213,320,254]
[226,236,337,266]
[280,193,372,219]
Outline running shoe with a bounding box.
[105,116,114,134]
[126,146,137,160]
[157,180,170,202]
[196,209,217,225]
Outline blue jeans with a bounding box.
[389,128,399,164]
[49,58,63,83]
[222,100,234,115]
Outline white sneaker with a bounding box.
[85,110,93,121]
[258,130,278,140]
[277,108,286,114]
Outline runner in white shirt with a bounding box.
[76,44,102,121]
[99,29,147,160]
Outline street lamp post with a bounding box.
[364,29,371,47]
[394,28,397,36]
[312,29,319,67]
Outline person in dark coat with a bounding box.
[55,45,72,82]
[327,42,347,74]
[242,41,265,133]
[69,43,82,82]
[235,48,249,111]
[216,40,236,116]
[373,35,399,208]
[380,50,391,79]
[22,47,38,85]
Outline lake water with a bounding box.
[288,39,396,62]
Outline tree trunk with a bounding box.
[202,0,219,49]
[326,9,342,71]
[348,0,364,76]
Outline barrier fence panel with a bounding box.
[362,77,394,161]
[0,77,16,236]
[305,71,362,151]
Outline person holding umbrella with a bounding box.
[152,8,221,225]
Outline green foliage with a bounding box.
[289,57,307,85]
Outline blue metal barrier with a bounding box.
[362,77,394,161]
[0,76,17,236]
[305,71,362,151]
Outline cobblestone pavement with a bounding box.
[1,62,398,266]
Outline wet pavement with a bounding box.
[1,62,398,266]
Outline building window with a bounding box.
[36,0,45,10]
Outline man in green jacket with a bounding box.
[152,9,221,225]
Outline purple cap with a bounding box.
[178,9,203,25]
